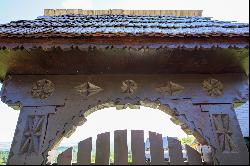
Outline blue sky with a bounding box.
[0,0,249,24]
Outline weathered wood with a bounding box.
[2,74,247,107]
[77,137,92,165]
[95,132,110,165]
[44,9,203,16]
[57,147,72,165]
[114,130,128,165]
[149,131,165,165]
[131,130,146,165]
[201,104,249,165]
[167,137,184,165]
[4,72,248,166]
[185,145,202,165]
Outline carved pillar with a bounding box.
[201,104,249,165]
[7,106,56,165]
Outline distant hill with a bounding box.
[0,142,11,151]
[0,137,171,152]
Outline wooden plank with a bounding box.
[95,132,110,165]
[185,145,202,165]
[114,130,128,165]
[167,137,184,165]
[77,137,92,165]
[149,131,165,165]
[57,147,72,165]
[131,130,146,165]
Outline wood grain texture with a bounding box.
[185,145,202,165]
[0,47,248,81]
[4,72,248,165]
[131,130,146,165]
[95,132,110,165]
[77,137,92,165]
[167,137,184,165]
[57,147,72,165]
[149,132,165,165]
[44,9,203,16]
[201,104,249,165]
[114,130,128,165]
[2,74,248,107]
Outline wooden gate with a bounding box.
[55,130,204,165]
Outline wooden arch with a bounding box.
[2,74,248,165]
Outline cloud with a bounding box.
[62,0,93,9]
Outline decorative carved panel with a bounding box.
[212,114,237,153]
[31,79,54,99]
[156,81,184,96]
[203,79,223,97]
[20,115,45,154]
[121,80,138,94]
[75,82,103,97]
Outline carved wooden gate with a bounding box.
[56,130,204,165]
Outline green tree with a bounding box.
[0,151,9,165]
[179,136,198,148]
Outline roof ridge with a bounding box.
[44,9,203,17]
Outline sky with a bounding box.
[0,0,249,147]
[60,107,187,146]
[0,0,249,23]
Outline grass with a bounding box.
[0,151,8,165]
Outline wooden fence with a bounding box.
[55,130,204,165]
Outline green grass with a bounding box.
[0,151,9,165]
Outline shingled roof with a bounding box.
[0,10,249,80]
[0,10,248,38]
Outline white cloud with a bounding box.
[62,0,93,9]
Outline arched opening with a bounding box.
[47,101,211,165]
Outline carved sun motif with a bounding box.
[20,116,45,154]
[121,80,138,94]
[212,114,237,152]
[75,82,103,97]
[203,78,223,97]
[31,79,55,99]
[156,81,184,96]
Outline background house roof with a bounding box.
[235,102,249,137]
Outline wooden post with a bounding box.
[95,132,110,165]
[131,130,146,165]
[114,130,128,165]
[77,137,92,165]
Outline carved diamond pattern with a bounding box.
[156,81,184,96]
[75,82,103,97]
[212,114,237,153]
[20,115,45,154]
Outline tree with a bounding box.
[179,136,198,149]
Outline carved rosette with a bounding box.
[212,114,237,152]
[156,81,184,96]
[121,80,138,94]
[20,115,45,154]
[203,78,223,97]
[31,79,55,99]
[75,82,103,97]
